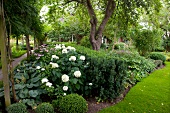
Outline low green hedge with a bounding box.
[149,52,166,63]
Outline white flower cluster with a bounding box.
[36,66,41,69]
[51,55,59,60]
[62,74,69,82]
[55,44,62,50]
[41,78,52,87]
[63,86,68,91]
[67,46,76,51]
[62,49,68,54]
[50,62,59,68]
[69,56,76,61]
[80,55,85,61]
[74,71,81,78]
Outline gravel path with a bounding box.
[0,53,27,81]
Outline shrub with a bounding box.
[80,36,92,48]
[6,102,28,113]
[149,52,166,63]
[154,60,163,68]
[131,29,164,55]
[114,42,127,50]
[59,94,87,113]
[35,102,55,113]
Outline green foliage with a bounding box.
[114,42,127,50]
[80,36,91,48]
[59,94,87,113]
[154,60,163,68]
[110,50,156,85]
[35,102,55,113]
[65,43,128,100]
[11,46,26,58]
[149,52,166,63]
[99,62,170,113]
[6,102,28,113]
[131,29,163,55]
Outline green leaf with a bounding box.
[72,78,78,84]
[29,90,38,97]
[30,76,40,83]
[75,84,80,90]
[15,84,25,90]
[26,84,34,88]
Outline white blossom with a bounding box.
[69,56,76,61]
[51,55,59,60]
[41,78,48,83]
[50,62,59,68]
[67,46,76,51]
[89,83,93,86]
[62,49,68,54]
[41,68,45,71]
[64,93,66,96]
[36,66,41,69]
[46,82,52,87]
[55,44,61,50]
[62,45,66,49]
[74,71,81,78]
[62,74,69,82]
[63,86,68,91]
[80,56,85,61]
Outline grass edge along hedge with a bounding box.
[99,62,170,113]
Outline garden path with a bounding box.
[0,53,27,81]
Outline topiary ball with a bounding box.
[6,102,28,113]
[59,94,88,113]
[35,102,55,113]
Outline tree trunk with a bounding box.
[0,0,11,107]
[16,36,19,50]
[86,0,116,50]
[25,35,31,58]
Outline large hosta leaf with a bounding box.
[19,89,29,98]
[15,84,25,90]
[29,90,38,97]
[30,76,40,83]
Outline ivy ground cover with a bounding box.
[99,62,170,113]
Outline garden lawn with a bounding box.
[99,62,170,113]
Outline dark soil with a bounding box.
[0,86,132,113]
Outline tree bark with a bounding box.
[25,35,31,58]
[85,0,116,50]
[0,0,11,107]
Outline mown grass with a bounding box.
[99,62,170,113]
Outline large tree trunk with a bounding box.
[0,0,11,107]
[86,0,116,50]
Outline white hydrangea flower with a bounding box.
[55,45,61,50]
[80,56,85,61]
[46,82,52,87]
[50,62,59,68]
[41,68,45,71]
[89,83,93,86]
[62,45,66,49]
[74,71,81,78]
[63,86,68,91]
[69,56,76,61]
[67,46,76,51]
[51,55,59,60]
[41,78,48,83]
[64,93,66,96]
[62,74,69,82]
[36,66,41,69]
[62,49,68,54]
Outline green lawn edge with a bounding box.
[99,62,170,113]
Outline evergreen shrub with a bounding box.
[35,102,55,113]
[6,103,28,113]
[59,94,87,113]
[149,52,166,63]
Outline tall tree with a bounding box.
[46,0,162,50]
[0,0,11,107]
